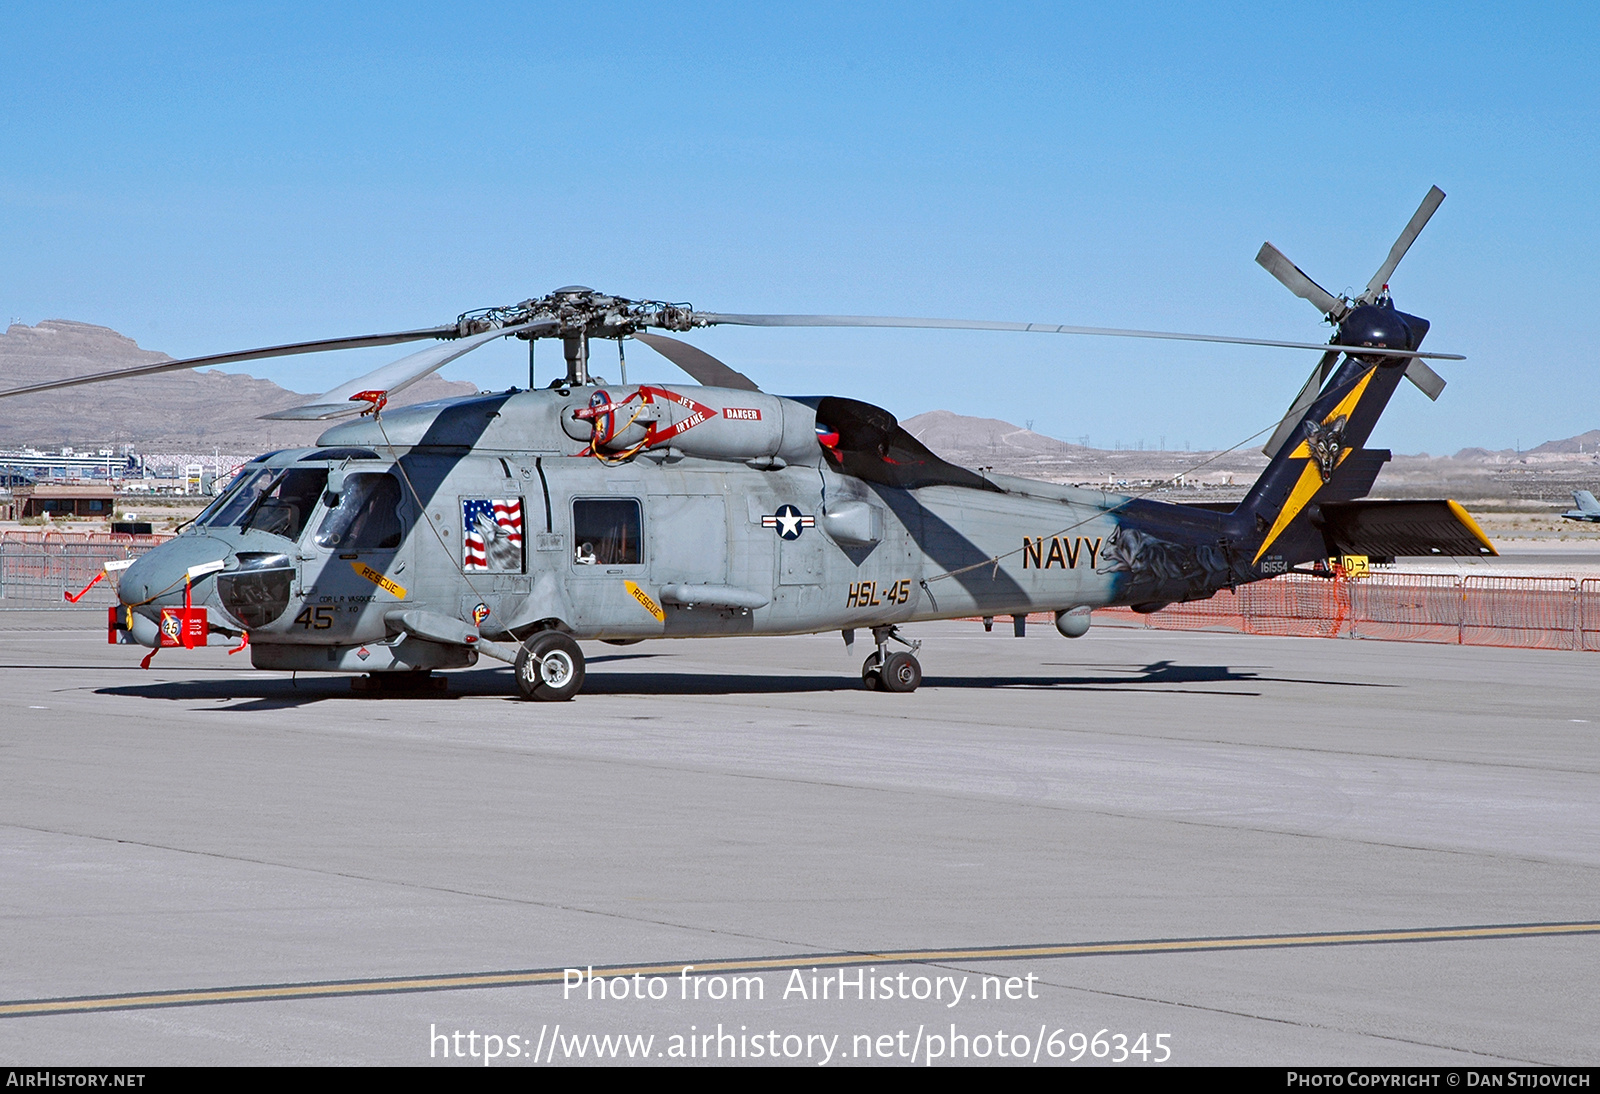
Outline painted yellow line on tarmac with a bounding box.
[4,920,1597,1019]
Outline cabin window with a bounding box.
[314,474,403,550]
[572,498,642,566]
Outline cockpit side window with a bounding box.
[314,474,403,550]
[240,467,329,541]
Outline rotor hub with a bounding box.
[455,288,706,384]
[1334,303,1430,359]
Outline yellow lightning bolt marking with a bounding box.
[1253,367,1376,563]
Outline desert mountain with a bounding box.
[1528,430,1600,455]
[900,409,1268,486]
[901,410,1087,461]
[0,320,478,451]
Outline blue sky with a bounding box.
[3,2,1596,454]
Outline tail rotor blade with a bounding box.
[1263,350,1342,458]
[632,332,761,391]
[1404,358,1447,401]
[1255,242,1344,319]
[1360,186,1445,303]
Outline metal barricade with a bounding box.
[1460,574,1579,651]
[1583,579,1600,652]
[1346,572,1463,645]
[1086,570,1600,652]
[0,531,168,609]
[1238,574,1346,638]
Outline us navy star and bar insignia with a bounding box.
[762,504,815,540]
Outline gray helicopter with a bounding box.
[3,188,1492,699]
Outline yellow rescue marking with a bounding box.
[350,561,407,600]
[5,921,1596,1018]
[625,580,664,622]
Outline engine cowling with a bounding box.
[564,386,808,462]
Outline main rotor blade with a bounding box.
[1404,358,1447,401]
[1263,350,1342,458]
[260,320,552,420]
[693,312,1463,360]
[631,332,761,391]
[0,325,461,402]
[1360,186,1445,303]
[1255,242,1343,318]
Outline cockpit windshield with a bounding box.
[195,465,275,529]
[197,464,329,541]
[238,467,329,540]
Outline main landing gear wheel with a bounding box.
[515,632,585,701]
[880,651,921,692]
[861,649,921,693]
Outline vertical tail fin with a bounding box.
[1234,340,1415,567]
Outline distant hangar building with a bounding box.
[2,483,117,520]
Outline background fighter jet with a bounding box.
[1562,491,1600,522]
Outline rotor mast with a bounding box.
[562,333,589,386]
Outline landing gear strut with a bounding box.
[861,625,922,693]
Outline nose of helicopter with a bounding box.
[119,536,233,608]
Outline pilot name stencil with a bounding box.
[1021,536,1103,570]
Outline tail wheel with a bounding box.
[880,651,921,693]
[515,632,586,701]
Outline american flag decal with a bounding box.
[462,498,525,572]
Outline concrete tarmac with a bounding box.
[1,610,1597,1066]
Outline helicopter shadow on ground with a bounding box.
[544,658,1395,699]
[92,656,1391,709]
[91,652,669,711]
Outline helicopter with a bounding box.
[3,187,1493,699]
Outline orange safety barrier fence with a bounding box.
[1084,571,1600,651]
